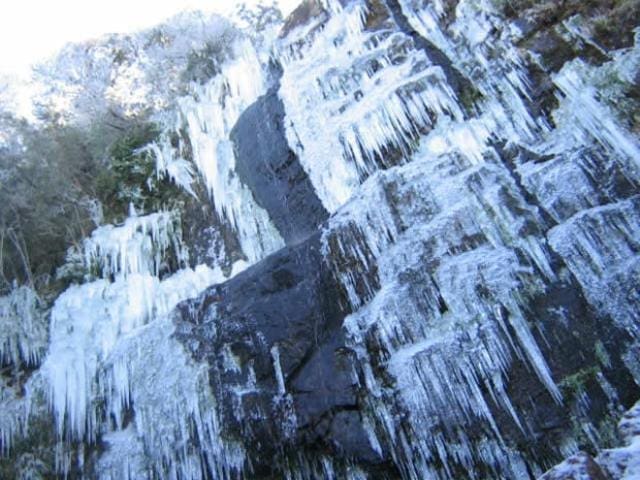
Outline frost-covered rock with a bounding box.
[540,401,640,480]
[538,452,609,480]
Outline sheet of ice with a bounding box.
[97,318,245,480]
[41,263,226,441]
[96,426,149,480]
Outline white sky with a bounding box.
[0,0,300,75]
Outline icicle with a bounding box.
[397,0,547,142]
[548,197,640,333]
[0,375,30,455]
[270,345,287,396]
[278,1,462,212]
[83,211,186,280]
[326,148,560,477]
[97,426,148,480]
[137,138,196,198]
[41,264,227,441]
[0,286,47,367]
[99,318,246,480]
[551,59,640,179]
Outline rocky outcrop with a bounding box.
[174,0,640,477]
[173,151,640,477]
[231,85,329,244]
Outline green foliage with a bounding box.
[558,366,600,402]
[96,124,190,223]
[0,119,104,294]
[0,113,190,295]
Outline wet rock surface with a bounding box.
[231,85,328,245]
[174,233,398,476]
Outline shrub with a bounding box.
[96,123,191,223]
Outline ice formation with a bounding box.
[550,59,640,175]
[139,138,197,198]
[278,0,463,212]
[397,0,546,140]
[305,0,640,476]
[175,38,284,263]
[97,318,245,480]
[83,210,187,280]
[324,150,561,478]
[0,376,27,455]
[3,24,285,480]
[44,265,220,438]
[35,206,241,476]
[0,286,47,457]
[548,198,640,331]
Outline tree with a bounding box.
[0,118,104,294]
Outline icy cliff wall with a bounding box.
[2,0,640,478]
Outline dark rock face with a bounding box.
[231,86,329,245]
[174,234,398,476]
[180,185,245,272]
[173,155,640,478]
